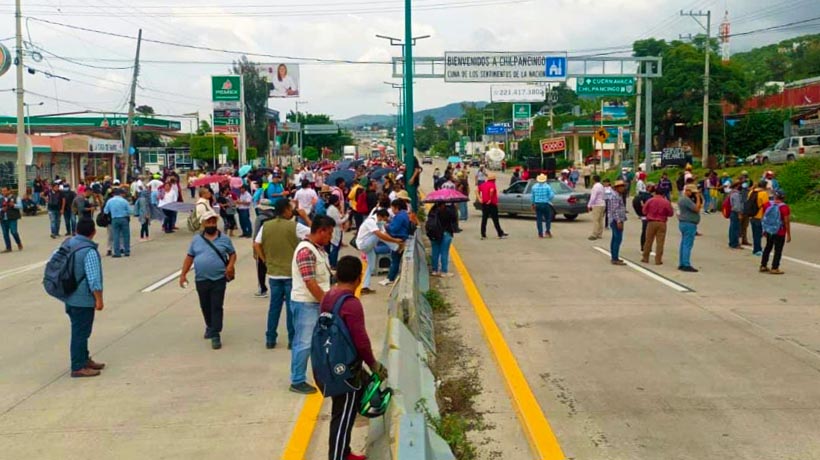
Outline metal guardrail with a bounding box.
[367,232,455,460]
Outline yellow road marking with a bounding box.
[450,246,566,460]
[281,262,367,460]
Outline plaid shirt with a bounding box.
[531,182,555,204]
[605,192,627,224]
[295,242,327,281]
[84,249,103,292]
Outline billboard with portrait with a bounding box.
[258,64,300,98]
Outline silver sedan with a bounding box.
[475,180,591,220]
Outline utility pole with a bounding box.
[634,77,642,168]
[14,0,26,197]
[122,29,142,183]
[681,9,711,168]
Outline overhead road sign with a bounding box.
[485,123,511,135]
[491,84,546,103]
[540,137,566,154]
[394,56,663,79]
[576,76,636,96]
[443,52,569,83]
[279,122,301,133]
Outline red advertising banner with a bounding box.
[540,137,566,154]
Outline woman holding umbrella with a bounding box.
[423,189,468,277]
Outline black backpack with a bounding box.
[43,239,95,301]
[425,209,444,241]
[632,194,646,217]
[743,190,760,217]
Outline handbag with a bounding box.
[199,234,234,282]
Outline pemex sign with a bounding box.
[212,76,241,102]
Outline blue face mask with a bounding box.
[742,182,749,189]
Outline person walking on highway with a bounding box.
[759,190,791,275]
[62,184,77,236]
[657,172,673,201]
[179,210,237,350]
[1,187,23,252]
[477,173,508,240]
[727,181,744,250]
[321,255,388,460]
[103,189,132,258]
[632,183,653,251]
[289,215,335,394]
[61,219,106,378]
[641,186,674,265]
[747,181,769,257]
[237,185,253,238]
[429,202,458,277]
[158,181,179,234]
[606,180,628,265]
[587,175,606,240]
[47,182,65,239]
[531,173,555,239]
[677,184,703,272]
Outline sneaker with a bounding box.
[753,251,763,257]
[378,279,393,287]
[254,290,269,298]
[211,336,222,350]
[71,367,101,378]
[85,358,106,370]
[289,382,318,394]
[440,272,455,278]
[498,233,509,239]
[360,287,376,295]
[480,236,487,240]
[769,268,784,275]
[679,266,699,273]
[266,341,276,349]
[50,234,57,239]
[759,266,769,273]
[431,271,440,277]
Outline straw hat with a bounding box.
[395,190,412,202]
[199,210,218,223]
[613,180,626,187]
[319,184,332,194]
[536,173,547,183]
[487,173,497,181]
[685,184,699,194]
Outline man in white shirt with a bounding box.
[130,176,144,199]
[587,174,606,240]
[294,180,318,216]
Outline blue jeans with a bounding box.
[363,248,376,289]
[290,300,320,385]
[63,210,76,235]
[238,208,252,237]
[679,221,698,268]
[535,203,553,236]
[728,212,740,248]
[610,221,623,261]
[65,306,95,371]
[459,201,468,221]
[703,190,711,211]
[431,232,453,273]
[1,219,22,250]
[751,218,763,253]
[329,243,341,269]
[266,278,294,345]
[49,209,61,236]
[111,217,130,256]
[387,249,403,282]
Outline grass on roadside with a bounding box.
[791,199,820,226]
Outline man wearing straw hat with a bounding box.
[531,173,555,239]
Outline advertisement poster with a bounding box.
[258,64,300,98]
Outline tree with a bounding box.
[414,115,446,152]
[190,135,237,165]
[232,56,270,158]
[197,120,211,136]
[285,111,354,155]
[135,105,155,116]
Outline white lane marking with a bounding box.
[0,260,47,281]
[593,247,693,293]
[141,270,182,293]
[782,256,820,271]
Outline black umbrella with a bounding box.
[349,159,365,169]
[370,167,396,180]
[327,170,355,187]
[336,160,353,171]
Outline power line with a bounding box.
[727,16,820,38]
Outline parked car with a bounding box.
[474,179,590,220]
[759,139,795,164]
[422,155,433,164]
[783,135,820,159]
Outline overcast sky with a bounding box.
[1,0,818,129]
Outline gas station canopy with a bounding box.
[0,115,182,135]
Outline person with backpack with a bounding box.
[314,255,388,460]
[727,182,744,250]
[746,181,770,256]
[289,215,335,394]
[531,173,555,239]
[632,183,653,252]
[428,201,458,277]
[179,210,237,350]
[760,190,791,275]
[52,219,106,378]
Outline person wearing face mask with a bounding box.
[355,209,404,294]
[179,210,237,350]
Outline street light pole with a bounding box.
[14,0,26,196]
[24,102,44,136]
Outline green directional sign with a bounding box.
[512,103,531,120]
[576,76,635,96]
[212,75,241,102]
